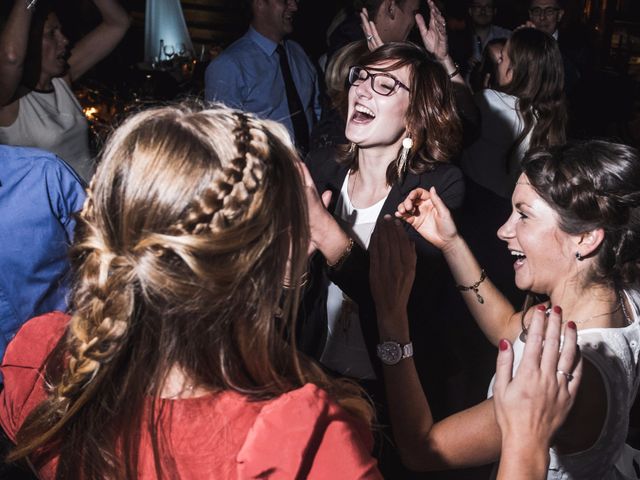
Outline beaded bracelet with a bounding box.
[447,62,460,79]
[327,238,354,270]
[457,269,486,304]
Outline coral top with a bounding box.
[0,312,381,479]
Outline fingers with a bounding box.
[520,305,546,372]
[415,12,428,39]
[556,319,579,386]
[360,8,383,50]
[397,188,429,218]
[540,306,562,374]
[427,0,445,28]
[493,339,514,399]
[428,187,450,220]
[321,190,332,209]
[389,216,417,271]
[566,355,583,398]
[296,161,314,187]
[369,218,381,277]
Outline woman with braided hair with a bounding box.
[0,104,381,479]
[370,140,640,478]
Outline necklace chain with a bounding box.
[522,291,632,340]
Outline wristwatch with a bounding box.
[376,341,413,365]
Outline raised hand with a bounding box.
[416,0,448,61]
[370,216,416,320]
[360,8,383,51]
[395,187,458,250]
[493,306,582,478]
[296,161,335,256]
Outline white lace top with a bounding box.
[489,291,640,479]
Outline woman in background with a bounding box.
[0,0,130,181]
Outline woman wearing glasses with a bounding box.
[299,39,463,469]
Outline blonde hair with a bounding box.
[9,104,373,478]
[324,40,368,110]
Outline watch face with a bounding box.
[377,342,402,365]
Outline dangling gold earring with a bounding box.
[397,136,412,181]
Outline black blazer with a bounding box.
[299,147,465,418]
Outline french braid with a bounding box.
[177,113,267,235]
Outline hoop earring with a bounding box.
[397,136,412,181]
[575,252,584,261]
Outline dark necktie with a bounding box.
[276,44,310,154]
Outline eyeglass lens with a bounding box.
[349,67,400,95]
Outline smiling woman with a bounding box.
[298,41,464,474]
[377,139,640,479]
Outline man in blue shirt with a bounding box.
[0,146,86,362]
[204,0,321,154]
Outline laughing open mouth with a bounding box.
[510,250,526,266]
[352,104,376,123]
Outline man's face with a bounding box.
[468,0,496,28]
[529,0,564,35]
[258,0,299,40]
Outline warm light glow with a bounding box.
[83,106,99,121]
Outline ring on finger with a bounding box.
[556,369,574,382]
[366,34,374,41]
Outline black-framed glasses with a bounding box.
[348,66,410,96]
[529,6,560,18]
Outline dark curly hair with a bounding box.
[522,140,640,290]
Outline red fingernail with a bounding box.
[537,305,546,311]
[499,339,509,351]
[567,321,576,330]
[553,306,562,314]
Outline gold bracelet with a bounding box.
[327,238,354,269]
[456,269,486,304]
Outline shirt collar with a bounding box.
[247,26,280,56]
[552,29,559,40]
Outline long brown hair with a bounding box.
[340,42,463,185]
[501,28,567,161]
[8,105,372,478]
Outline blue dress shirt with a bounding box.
[204,27,322,144]
[0,146,86,363]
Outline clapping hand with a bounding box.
[493,306,582,470]
[296,161,333,256]
[416,0,449,61]
[395,187,459,251]
[360,8,384,51]
[369,216,416,326]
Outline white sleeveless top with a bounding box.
[488,291,640,479]
[0,78,94,182]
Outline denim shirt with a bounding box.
[0,146,86,362]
